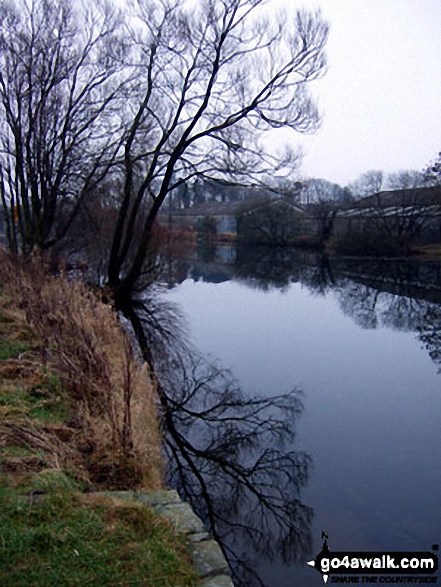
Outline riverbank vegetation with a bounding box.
[0,250,198,585]
[0,250,163,490]
[0,473,197,586]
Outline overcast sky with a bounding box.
[272,0,441,187]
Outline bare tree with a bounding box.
[308,198,338,244]
[347,188,436,254]
[424,151,441,186]
[0,0,125,255]
[385,169,426,191]
[366,169,441,252]
[0,0,328,289]
[339,168,440,254]
[300,177,347,204]
[237,196,307,246]
[106,0,328,297]
[300,178,348,244]
[347,170,384,199]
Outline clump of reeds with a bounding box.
[0,249,163,490]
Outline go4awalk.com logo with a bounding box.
[307,533,439,585]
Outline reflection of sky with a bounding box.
[166,278,441,570]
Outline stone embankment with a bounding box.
[96,489,234,587]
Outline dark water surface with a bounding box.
[159,247,441,586]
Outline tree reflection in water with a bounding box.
[119,286,313,587]
[117,247,441,585]
[235,246,441,372]
[418,304,441,372]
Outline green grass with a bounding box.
[0,472,198,586]
[0,374,70,424]
[0,338,30,360]
[0,267,198,586]
[0,446,47,459]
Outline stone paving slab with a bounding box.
[188,540,230,577]
[135,489,181,506]
[154,502,206,534]
[198,575,235,587]
[186,531,211,543]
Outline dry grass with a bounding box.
[0,249,164,490]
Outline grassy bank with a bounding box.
[0,473,197,586]
[0,250,198,585]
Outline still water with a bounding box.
[161,246,441,586]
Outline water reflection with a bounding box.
[166,244,441,372]
[122,246,441,585]
[119,286,313,587]
[157,244,441,585]
[418,304,441,372]
[235,245,335,295]
[162,354,313,585]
